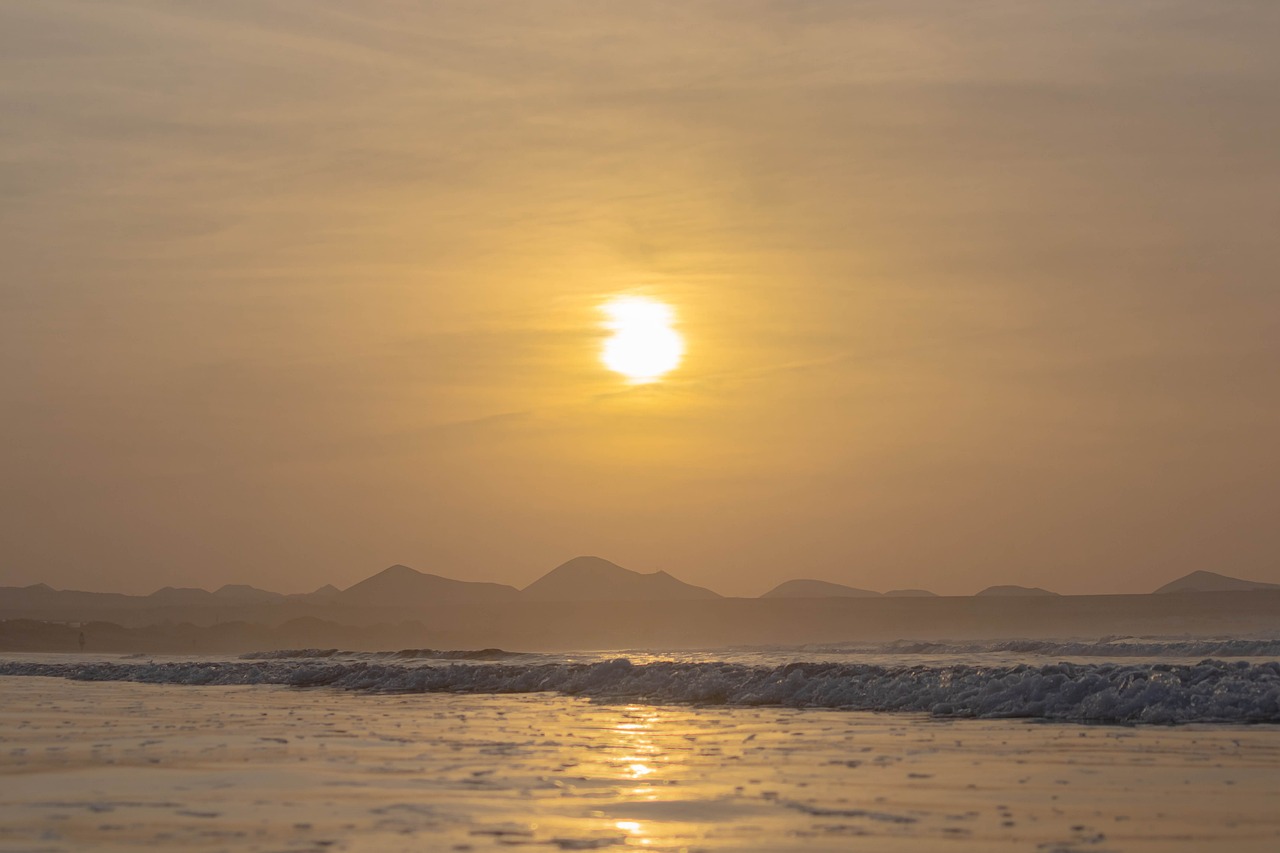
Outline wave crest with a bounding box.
[4,658,1279,724]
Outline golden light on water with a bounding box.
[600,296,684,383]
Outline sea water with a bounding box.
[5,636,1280,724]
[4,640,1280,851]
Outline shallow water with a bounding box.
[3,678,1280,852]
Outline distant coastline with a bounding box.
[5,561,1279,654]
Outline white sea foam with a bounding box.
[3,658,1278,724]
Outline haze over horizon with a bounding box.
[4,2,1279,598]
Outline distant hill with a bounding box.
[975,585,1059,597]
[0,583,57,606]
[212,584,285,604]
[340,564,520,607]
[884,589,938,597]
[761,579,881,599]
[147,586,214,605]
[522,556,720,602]
[1154,571,1280,594]
[0,584,135,611]
[291,583,341,603]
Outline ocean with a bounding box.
[3,640,1280,851]
[6,637,1280,724]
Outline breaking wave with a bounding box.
[3,658,1279,724]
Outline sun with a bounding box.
[599,296,684,383]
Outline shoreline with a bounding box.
[3,677,1279,851]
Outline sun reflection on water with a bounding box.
[595,707,691,847]
[627,762,654,778]
[611,707,667,786]
[614,819,653,845]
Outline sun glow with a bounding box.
[600,297,684,383]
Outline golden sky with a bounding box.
[2,1,1278,596]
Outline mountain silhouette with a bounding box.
[522,556,720,602]
[292,583,341,602]
[884,589,939,597]
[975,585,1059,597]
[147,586,214,605]
[761,579,881,598]
[1154,570,1280,594]
[212,584,285,604]
[340,564,520,607]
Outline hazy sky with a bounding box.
[3,1,1278,596]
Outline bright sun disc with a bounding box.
[600,297,684,383]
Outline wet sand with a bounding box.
[2,676,1278,852]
